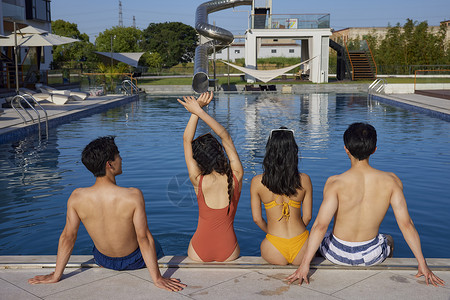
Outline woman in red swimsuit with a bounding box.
[178,92,243,262]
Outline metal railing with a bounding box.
[344,42,354,81]
[250,13,330,29]
[368,78,387,99]
[11,94,49,139]
[122,79,139,95]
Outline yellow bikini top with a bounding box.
[263,195,301,221]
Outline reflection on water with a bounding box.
[0,93,449,258]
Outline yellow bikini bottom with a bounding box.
[266,230,309,264]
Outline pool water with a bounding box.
[0,93,449,258]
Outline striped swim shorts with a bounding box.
[319,231,391,266]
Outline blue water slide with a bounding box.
[192,0,252,93]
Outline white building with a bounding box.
[215,37,301,62]
[1,0,53,89]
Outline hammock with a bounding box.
[221,56,316,83]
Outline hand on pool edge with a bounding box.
[286,264,310,285]
[416,264,445,287]
[154,276,187,291]
[28,272,60,284]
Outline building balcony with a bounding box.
[250,14,330,30]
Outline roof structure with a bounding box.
[95,52,145,67]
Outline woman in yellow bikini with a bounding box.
[251,127,313,265]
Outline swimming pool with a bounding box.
[0,93,449,258]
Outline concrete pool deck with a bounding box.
[0,94,139,144]
[1,256,449,299]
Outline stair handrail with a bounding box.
[122,79,139,95]
[364,40,377,78]
[344,41,355,81]
[21,93,49,139]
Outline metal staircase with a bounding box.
[347,51,376,80]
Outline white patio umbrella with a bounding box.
[0,25,80,92]
[0,26,79,47]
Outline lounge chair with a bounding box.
[19,87,70,105]
[36,84,89,101]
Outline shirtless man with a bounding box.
[287,123,444,287]
[28,136,186,292]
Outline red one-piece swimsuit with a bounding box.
[191,174,240,262]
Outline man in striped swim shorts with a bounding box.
[287,123,444,287]
[319,231,391,266]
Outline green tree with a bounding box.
[142,22,197,68]
[95,26,143,53]
[141,52,163,73]
[94,27,143,71]
[51,19,97,68]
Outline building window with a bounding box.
[289,49,295,53]
[25,0,51,22]
[273,39,278,42]
[235,50,240,54]
[271,49,277,54]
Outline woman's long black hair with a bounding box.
[262,127,301,196]
[192,133,233,214]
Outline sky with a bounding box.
[51,0,450,42]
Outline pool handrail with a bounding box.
[122,79,139,95]
[12,94,49,140]
[368,78,387,99]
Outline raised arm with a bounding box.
[28,191,81,284]
[286,177,338,285]
[390,176,444,287]
[178,92,243,180]
[132,188,186,291]
[250,176,268,233]
[178,93,213,185]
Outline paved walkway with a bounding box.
[0,94,139,144]
[1,256,449,299]
[372,93,450,120]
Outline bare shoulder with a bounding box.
[324,174,341,187]
[250,174,264,190]
[300,172,312,188]
[123,187,144,201]
[384,171,403,189]
[68,187,86,203]
[251,174,263,184]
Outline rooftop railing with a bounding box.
[250,14,330,30]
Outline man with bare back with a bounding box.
[287,122,444,287]
[28,136,186,292]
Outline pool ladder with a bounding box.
[11,94,49,140]
[368,78,387,99]
[122,79,139,95]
